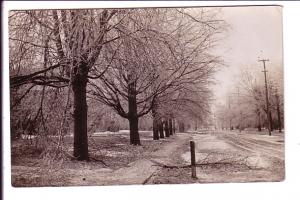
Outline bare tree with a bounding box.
[10,9,125,160]
[89,8,225,144]
[219,65,284,132]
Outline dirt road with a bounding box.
[177,131,285,183]
[219,132,284,160]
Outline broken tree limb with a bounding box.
[150,155,259,170]
[142,171,156,185]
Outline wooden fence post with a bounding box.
[190,141,197,179]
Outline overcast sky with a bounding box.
[212,6,283,105]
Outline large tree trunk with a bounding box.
[164,119,170,137]
[152,100,159,140]
[152,113,159,140]
[169,118,173,136]
[128,116,140,145]
[159,119,164,138]
[128,80,141,145]
[72,65,89,161]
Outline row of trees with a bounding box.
[215,64,283,132]
[10,8,226,160]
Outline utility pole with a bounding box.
[258,58,272,136]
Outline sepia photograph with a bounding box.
[8,5,284,187]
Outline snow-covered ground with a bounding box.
[181,131,284,182]
[12,130,284,186]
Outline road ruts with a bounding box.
[218,132,284,160]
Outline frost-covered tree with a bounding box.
[89,8,225,144]
[216,65,284,132]
[10,9,126,160]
